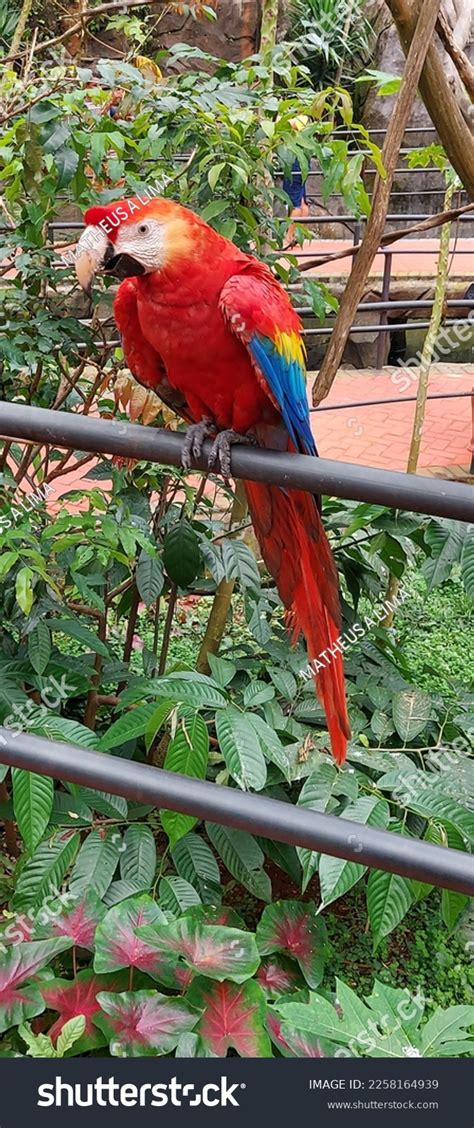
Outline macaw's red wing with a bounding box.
[114,279,192,422]
[220,268,350,765]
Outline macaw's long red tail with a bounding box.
[244,479,350,765]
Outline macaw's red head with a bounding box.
[73,196,202,293]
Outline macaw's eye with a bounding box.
[138,223,149,235]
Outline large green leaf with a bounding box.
[221,539,261,595]
[296,762,348,891]
[0,551,19,579]
[392,690,432,742]
[422,519,465,590]
[215,706,267,791]
[277,977,425,1057]
[54,146,79,188]
[161,710,209,846]
[136,551,164,606]
[461,529,474,599]
[98,702,160,751]
[13,832,80,912]
[69,829,122,898]
[50,618,110,656]
[206,823,271,902]
[406,790,474,845]
[12,768,54,853]
[15,567,34,615]
[75,789,127,819]
[120,824,156,891]
[158,876,201,915]
[163,522,201,588]
[419,1006,474,1057]
[148,672,227,710]
[319,797,390,908]
[24,711,97,749]
[366,868,413,949]
[171,833,221,903]
[247,713,294,782]
[27,622,51,675]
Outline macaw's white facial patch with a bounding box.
[113,218,166,273]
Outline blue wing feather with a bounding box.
[249,334,317,456]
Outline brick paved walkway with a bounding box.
[297,238,474,281]
[311,364,473,476]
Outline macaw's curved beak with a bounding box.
[74,226,110,295]
[74,225,145,293]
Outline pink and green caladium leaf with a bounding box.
[0,938,72,1033]
[158,904,248,985]
[42,969,126,1053]
[186,977,272,1058]
[93,894,177,982]
[256,955,304,1000]
[34,889,105,950]
[94,990,200,1057]
[256,901,327,989]
[183,904,247,930]
[137,917,260,984]
[267,1012,328,1058]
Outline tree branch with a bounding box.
[386,0,474,196]
[297,198,474,273]
[312,0,443,406]
[436,7,474,101]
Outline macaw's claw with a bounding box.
[208,429,257,477]
[181,418,215,469]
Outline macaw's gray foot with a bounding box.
[181,418,215,469]
[208,429,257,477]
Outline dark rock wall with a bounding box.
[158,0,261,65]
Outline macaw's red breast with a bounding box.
[132,259,280,434]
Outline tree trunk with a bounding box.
[407,179,456,474]
[312,0,443,406]
[386,0,474,195]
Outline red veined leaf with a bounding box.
[94,990,200,1057]
[267,1012,327,1058]
[0,915,38,946]
[0,938,72,1034]
[148,913,248,991]
[93,894,177,982]
[136,918,260,983]
[184,904,247,929]
[256,901,327,988]
[35,889,105,950]
[186,977,272,1057]
[256,956,303,1000]
[42,969,125,1052]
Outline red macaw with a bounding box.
[74,197,350,764]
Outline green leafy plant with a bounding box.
[288,0,373,89]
